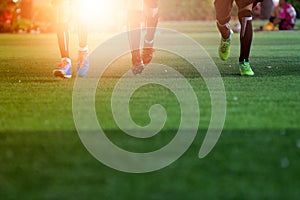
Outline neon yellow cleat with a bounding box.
[239,61,254,76]
[218,30,233,61]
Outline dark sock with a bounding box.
[239,17,253,62]
[217,21,231,40]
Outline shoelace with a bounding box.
[240,63,250,70]
[220,41,229,53]
[58,60,69,68]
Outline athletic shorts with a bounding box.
[214,0,254,22]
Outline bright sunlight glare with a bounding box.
[75,0,126,30]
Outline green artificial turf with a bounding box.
[0,21,300,199]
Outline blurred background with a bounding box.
[0,0,299,33]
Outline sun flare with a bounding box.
[75,0,126,30]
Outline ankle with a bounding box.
[62,57,71,64]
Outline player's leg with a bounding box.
[75,1,89,77]
[52,0,72,78]
[214,0,234,61]
[76,22,89,77]
[127,0,144,75]
[142,0,159,65]
[236,1,254,76]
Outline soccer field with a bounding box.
[0,21,300,199]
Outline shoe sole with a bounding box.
[240,70,254,76]
[219,47,230,61]
[77,67,89,77]
[53,70,72,79]
[219,55,229,61]
[240,73,254,76]
[132,64,145,75]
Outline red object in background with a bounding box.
[0,11,14,24]
[0,1,16,25]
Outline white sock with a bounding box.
[78,45,88,52]
[62,57,71,64]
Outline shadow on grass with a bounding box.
[0,129,300,199]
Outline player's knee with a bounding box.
[238,8,253,37]
[238,8,252,22]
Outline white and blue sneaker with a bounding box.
[76,50,89,77]
[53,58,72,79]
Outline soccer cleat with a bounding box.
[132,63,145,75]
[131,50,144,75]
[239,61,254,76]
[218,30,233,61]
[76,50,90,77]
[53,59,72,79]
[142,47,154,65]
